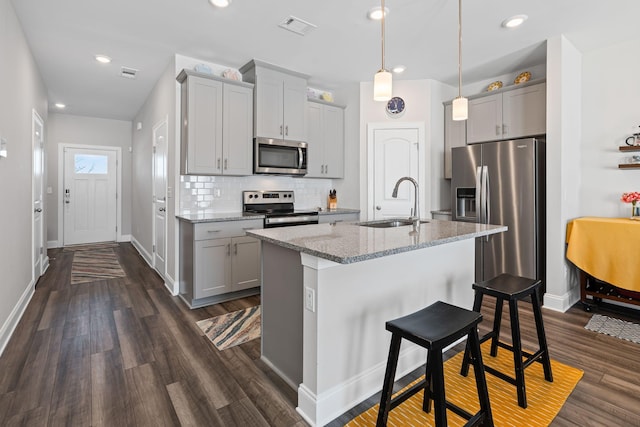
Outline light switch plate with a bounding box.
[305,287,315,312]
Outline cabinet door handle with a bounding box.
[285,125,288,136]
[234,243,238,255]
[503,124,508,135]
[280,125,283,135]
[217,158,221,169]
[227,243,231,256]
[207,229,221,233]
[496,125,501,136]
[224,158,228,170]
[325,164,328,174]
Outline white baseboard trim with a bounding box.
[163,274,178,296]
[42,256,50,274]
[131,236,153,267]
[544,287,580,312]
[0,280,35,357]
[118,234,132,242]
[47,240,60,249]
[297,345,425,427]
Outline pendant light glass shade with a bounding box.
[373,0,392,101]
[452,96,468,121]
[453,0,468,121]
[374,70,392,101]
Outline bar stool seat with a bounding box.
[460,273,553,409]
[377,301,494,427]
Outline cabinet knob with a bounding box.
[376,205,382,211]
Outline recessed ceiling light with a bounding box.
[392,65,406,74]
[209,0,231,7]
[55,103,66,109]
[367,6,389,21]
[95,54,112,64]
[502,14,528,28]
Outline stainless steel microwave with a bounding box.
[254,137,307,176]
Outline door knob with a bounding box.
[376,205,382,211]
[159,207,166,212]
[34,208,42,213]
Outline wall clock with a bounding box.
[386,96,405,117]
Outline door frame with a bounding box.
[152,116,168,279]
[57,143,123,245]
[32,109,47,279]
[365,122,426,220]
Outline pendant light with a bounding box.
[452,0,468,120]
[373,0,392,101]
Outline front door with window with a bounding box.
[63,148,117,245]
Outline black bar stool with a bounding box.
[377,301,493,427]
[460,273,553,408]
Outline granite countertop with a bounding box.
[176,208,360,223]
[246,219,507,264]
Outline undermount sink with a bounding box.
[359,219,429,228]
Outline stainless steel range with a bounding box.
[243,190,319,228]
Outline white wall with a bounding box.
[46,114,133,246]
[333,83,361,213]
[581,38,640,216]
[132,56,177,284]
[544,35,583,311]
[0,0,48,354]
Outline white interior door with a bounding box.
[32,110,44,279]
[63,148,117,245]
[370,127,421,220]
[153,119,168,277]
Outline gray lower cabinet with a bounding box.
[180,218,262,308]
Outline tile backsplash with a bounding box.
[180,175,335,213]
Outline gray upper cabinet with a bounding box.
[467,81,546,144]
[178,69,253,176]
[240,60,309,142]
[443,103,466,179]
[306,100,345,178]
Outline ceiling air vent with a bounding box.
[278,16,317,36]
[120,66,138,79]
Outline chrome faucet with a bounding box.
[392,176,420,227]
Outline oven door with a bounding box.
[254,138,307,176]
[264,213,319,228]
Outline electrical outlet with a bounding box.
[305,287,315,312]
[214,188,221,198]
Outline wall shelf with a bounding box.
[619,146,640,168]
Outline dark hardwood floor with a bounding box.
[0,243,305,427]
[1,242,640,426]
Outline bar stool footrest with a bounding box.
[389,379,426,411]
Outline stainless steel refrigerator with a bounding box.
[451,138,546,284]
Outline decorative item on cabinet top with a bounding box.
[487,81,503,91]
[514,71,531,84]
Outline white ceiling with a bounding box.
[11,0,640,121]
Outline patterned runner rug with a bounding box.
[346,340,583,427]
[70,246,126,284]
[197,306,261,351]
[64,242,119,252]
[585,314,640,344]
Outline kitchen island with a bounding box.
[246,219,506,426]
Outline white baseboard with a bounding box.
[297,345,425,427]
[544,287,580,312]
[47,240,60,249]
[0,280,35,357]
[163,274,178,296]
[42,256,50,274]
[131,236,153,267]
[118,234,131,242]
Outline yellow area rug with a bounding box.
[346,341,583,427]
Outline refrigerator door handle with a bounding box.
[475,166,483,223]
[483,165,491,241]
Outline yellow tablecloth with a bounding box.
[566,217,640,292]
